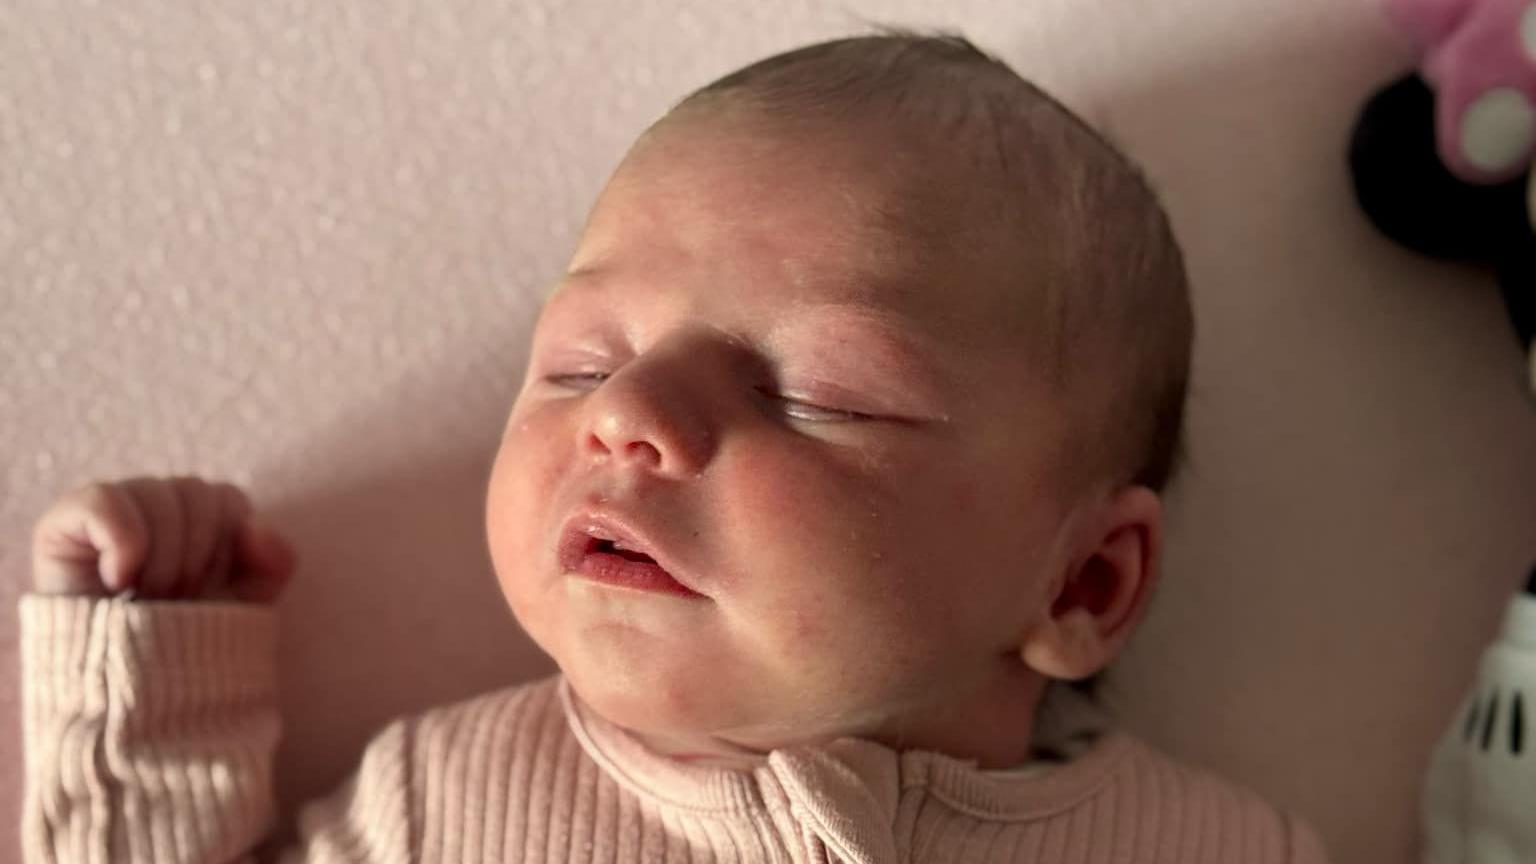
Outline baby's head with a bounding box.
[486,32,1191,768]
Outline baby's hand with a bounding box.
[30,476,297,603]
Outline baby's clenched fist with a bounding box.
[30,476,296,603]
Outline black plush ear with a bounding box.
[1497,231,1535,398]
[1498,255,1534,346]
[1349,74,1530,261]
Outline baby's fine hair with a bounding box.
[665,30,1194,493]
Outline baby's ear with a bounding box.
[1020,486,1163,680]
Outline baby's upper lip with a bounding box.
[557,506,708,598]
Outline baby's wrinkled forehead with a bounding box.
[610,114,982,253]
[569,119,1043,376]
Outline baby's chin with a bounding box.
[562,660,750,741]
[559,651,837,763]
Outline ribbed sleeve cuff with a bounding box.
[20,594,278,732]
[19,594,284,863]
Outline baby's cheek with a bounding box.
[504,410,569,498]
[723,439,902,563]
[763,603,825,649]
[790,606,820,642]
[721,442,933,627]
[486,416,570,611]
[756,579,944,702]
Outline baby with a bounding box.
[20,32,1329,863]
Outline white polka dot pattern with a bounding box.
[1461,87,1536,172]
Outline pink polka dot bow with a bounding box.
[1386,0,1536,182]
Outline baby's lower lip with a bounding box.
[574,550,707,599]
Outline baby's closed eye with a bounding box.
[542,370,875,422]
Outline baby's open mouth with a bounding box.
[557,513,707,600]
[592,538,657,565]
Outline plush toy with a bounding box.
[1418,569,1536,864]
[1386,0,1536,183]
[1348,3,1536,863]
[1350,0,1534,394]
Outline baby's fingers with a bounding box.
[31,482,149,595]
[169,476,222,598]
[198,483,250,593]
[118,477,185,598]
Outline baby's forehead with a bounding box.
[600,116,1028,283]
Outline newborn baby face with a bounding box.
[486,114,1078,762]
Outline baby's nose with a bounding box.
[576,337,719,478]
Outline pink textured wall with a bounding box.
[5,1,1535,861]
